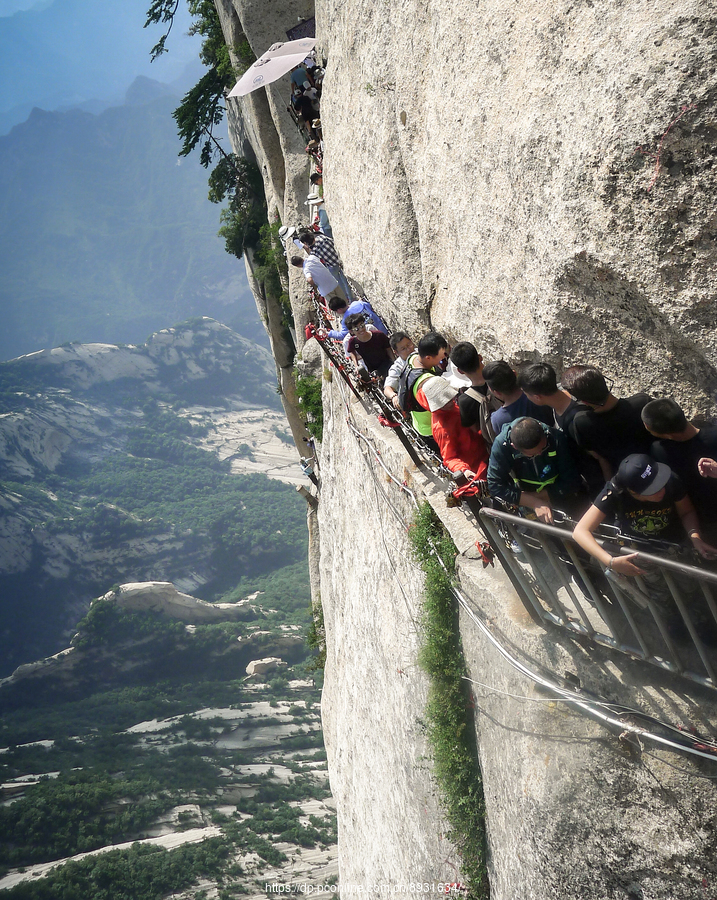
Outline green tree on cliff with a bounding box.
[145,0,265,254]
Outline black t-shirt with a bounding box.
[571,393,653,468]
[457,383,488,429]
[593,473,687,543]
[346,331,391,371]
[555,399,604,493]
[555,398,588,436]
[650,423,717,532]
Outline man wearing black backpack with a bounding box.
[449,341,502,448]
[395,332,449,457]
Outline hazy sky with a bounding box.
[0,0,201,132]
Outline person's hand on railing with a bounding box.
[608,552,646,576]
[690,534,717,560]
[534,504,554,524]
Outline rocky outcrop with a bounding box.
[15,343,158,388]
[245,656,286,675]
[0,582,297,691]
[12,318,277,400]
[214,0,316,449]
[112,581,263,622]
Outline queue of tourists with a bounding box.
[277,82,717,606]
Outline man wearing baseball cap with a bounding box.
[573,453,717,576]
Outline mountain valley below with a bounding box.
[0,318,333,898]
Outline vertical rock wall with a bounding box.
[318,0,717,414]
[216,0,317,445]
[318,379,461,885]
[215,0,717,895]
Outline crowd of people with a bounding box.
[405,335,717,577]
[289,56,323,144]
[278,62,717,586]
[299,259,717,580]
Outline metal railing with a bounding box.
[478,507,717,692]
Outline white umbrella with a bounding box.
[228,38,317,98]
[264,37,316,59]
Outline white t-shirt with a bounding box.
[302,255,338,297]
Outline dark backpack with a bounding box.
[463,386,499,447]
[397,355,430,412]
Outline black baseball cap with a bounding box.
[614,454,672,495]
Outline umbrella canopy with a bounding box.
[264,37,316,59]
[228,38,317,98]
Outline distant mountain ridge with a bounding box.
[0,80,261,361]
[0,0,200,133]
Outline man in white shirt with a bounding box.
[291,255,347,302]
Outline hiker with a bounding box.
[482,360,554,434]
[344,314,394,379]
[291,65,312,90]
[642,398,717,540]
[292,90,319,141]
[419,376,488,479]
[487,417,583,523]
[573,454,717,576]
[306,192,332,239]
[305,140,322,165]
[449,341,502,446]
[384,332,416,409]
[517,363,586,435]
[561,365,652,480]
[395,332,451,457]
[518,362,603,492]
[326,296,387,341]
[299,231,352,301]
[291,255,346,303]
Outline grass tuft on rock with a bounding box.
[409,502,489,900]
[295,373,324,442]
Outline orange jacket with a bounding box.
[430,400,489,477]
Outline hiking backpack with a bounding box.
[397,354,431,413]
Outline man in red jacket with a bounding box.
[419,376,488,479]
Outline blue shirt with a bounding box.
[327,300,388,340]
[490,393,554,434]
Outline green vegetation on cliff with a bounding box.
[409,503,488,899]
[147,0,291,338]
[295,374,324,442]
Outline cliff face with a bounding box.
[215,0,317,448]
[217,0,717,896]
[318,0,717,414]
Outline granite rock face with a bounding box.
[317,388,459,887]
[114,581,261,622]
[218,0,717,895]
[318,0,717,414]
[215,0,316,447]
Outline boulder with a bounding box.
[245,657,286,676]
